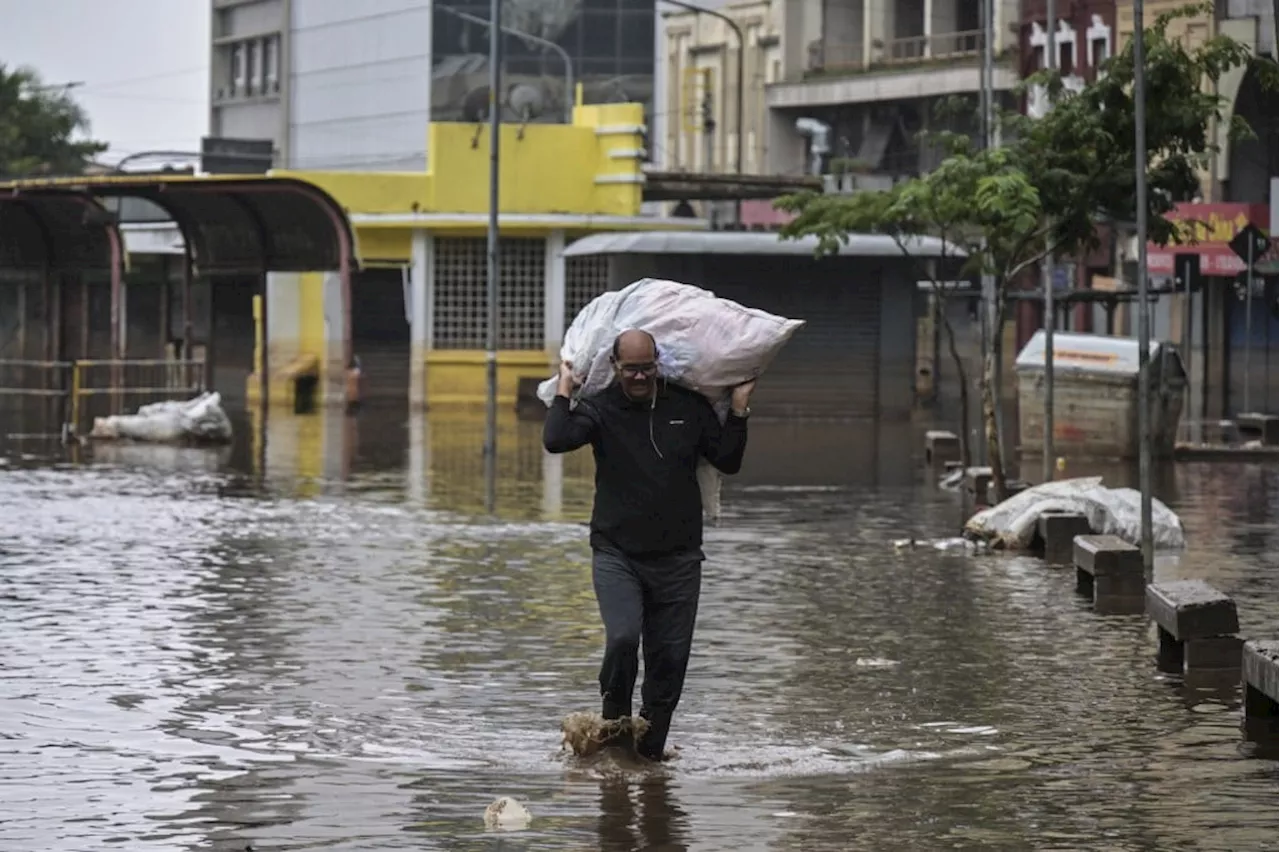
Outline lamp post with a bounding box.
[484,0,503,515]
[1132,0,1154,571]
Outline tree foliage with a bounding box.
[0,64,107,178]
[775,3,1259,495]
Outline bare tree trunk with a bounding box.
[935,292,972,468]
[982,281,1009,500]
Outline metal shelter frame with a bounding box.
[0,174,360,405]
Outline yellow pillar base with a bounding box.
[246,354,323,409]
[425,350,555,406]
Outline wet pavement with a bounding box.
[0,407,1276,851]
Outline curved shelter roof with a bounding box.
[561,230,965,258]
[0,174,358,275]
[0,191,118,271]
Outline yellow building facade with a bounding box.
[256,100,705,410]
[1115,2,1263,201]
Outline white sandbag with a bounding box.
[89,392,233,445]
[537,278,805,520]
[964,476,1185,550]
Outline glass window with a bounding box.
[246,39,259,94]
[230,43,246,95]
[263,35,280,92]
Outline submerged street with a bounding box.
[0,409,1275,851]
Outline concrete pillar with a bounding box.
[409,230,434,409]
[541,450,563,519]
[544,230,566,353]
[923,0,933,55]
[407,409,431,505]
[266,272,298,369]
[322,271,345,405]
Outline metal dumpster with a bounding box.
[1015,331,1186,459]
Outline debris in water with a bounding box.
[483,796,532,831]
[561,711,649,758]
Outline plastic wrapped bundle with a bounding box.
[537,278,805,519]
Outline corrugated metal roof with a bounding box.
[560,230,963,258]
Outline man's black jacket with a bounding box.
[543,381,748,557]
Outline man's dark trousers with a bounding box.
[592,542,702,761]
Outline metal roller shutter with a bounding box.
[709,262,881,419]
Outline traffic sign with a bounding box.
[1229,223,1269,265]
[1173,253,1201,292]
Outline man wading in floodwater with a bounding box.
[543,329,755,761]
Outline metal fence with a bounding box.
[0,358,205,438]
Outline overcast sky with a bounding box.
[0,0,209,165]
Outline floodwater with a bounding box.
[1,406,1276,852]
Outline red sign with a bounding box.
[739,199,795,228]
[1147,203,1272,276]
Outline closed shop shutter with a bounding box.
[1225,279,1278,415]
[710,263,881,418]
[351,267,410,402]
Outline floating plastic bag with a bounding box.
[964,476,1185,550]
[537,278,805,519]
[89,391,233,445]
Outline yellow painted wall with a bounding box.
[426,350,555,406]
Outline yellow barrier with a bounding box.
[1,358,207,437]
[66,359,205,436]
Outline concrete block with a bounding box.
[1146,580,1240,641]
[1073,534,1144,615]
[1037,511,1092,566]
[1241,639,1279,755]
[925,430,961,467]
[1235,413,1279,446]
[962,467,993,500]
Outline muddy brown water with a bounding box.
[1,408,1276,851]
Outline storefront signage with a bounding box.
[1148,203,1271,277]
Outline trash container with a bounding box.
[1015,331,1186,459]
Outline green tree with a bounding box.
[0,64,107,177]
[777,3,1257,499]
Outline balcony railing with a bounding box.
[807,29,987,77]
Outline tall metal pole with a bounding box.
[1042,0,1057,482]
[981,0,1007,466]
[1133,0,1154,572]
[1244,238,1254,412]
[484,0,503,515]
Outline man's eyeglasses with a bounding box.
[617,362,658,378]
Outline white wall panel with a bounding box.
[288,0,431,171]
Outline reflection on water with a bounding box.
[0,405,1275,851]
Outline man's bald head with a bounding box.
[612,329,657,363]
[611,329,659,401]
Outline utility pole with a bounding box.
[1042,0,1058,483]
[1133,0,1154,572]
[484,0,503,515]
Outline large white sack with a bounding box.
[964,476,1185,550]
[537,278,805,520]
[90,392,233,444]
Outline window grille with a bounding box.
[432,236,546,349]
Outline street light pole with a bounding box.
[1133,0,1154,571]
[484,0,503,515]
[1042,0,1057,483]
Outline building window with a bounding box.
[1086,15,1112,68]
[230,42,246,96]
[246,39,259,95]
[1059,40,1073,75]
[263,35,280,93]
